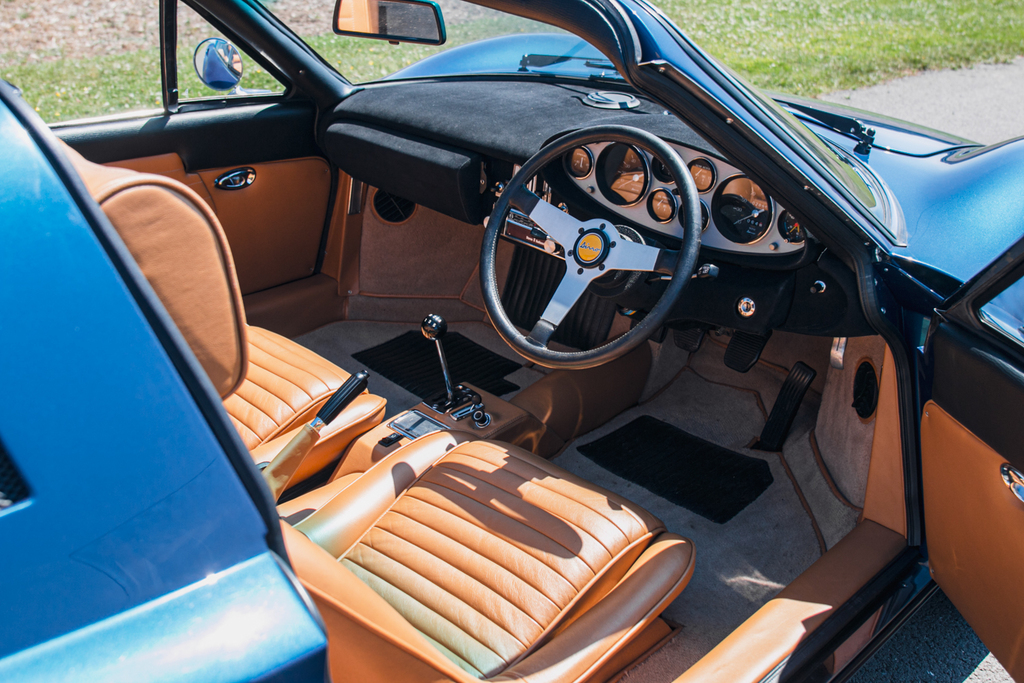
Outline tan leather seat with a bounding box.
[279,431,695,683]
[61,142,385,483]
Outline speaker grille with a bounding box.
[373,189,416,223]
[0,441,29,510]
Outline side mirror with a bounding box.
[333,0,446,45]
[193,38,243,92]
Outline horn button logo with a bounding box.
[573,230,609,268]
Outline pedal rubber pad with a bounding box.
[757,361,817,452]
[723,330,772,372]
[674,327,705,353]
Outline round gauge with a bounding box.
[711,176,773,244]
[647,188,677,223]
[779,211,806,244]
[688,158,716,193]
[700,200,710,232]
[596,143,649,206]
[565,146,594,179]
[651,156,673,183]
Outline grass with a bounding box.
[2,0,1023,122]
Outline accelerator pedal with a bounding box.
[755,361,817,452]
[724,330,772,372]
[674,327,705,353]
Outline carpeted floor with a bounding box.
[552,335,860,681]
[295,321,547,418]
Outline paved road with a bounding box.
[821,60,1021,683]
[821,56,1024,145]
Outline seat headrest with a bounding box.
[60,141,248,398]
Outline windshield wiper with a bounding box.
[519,53,617,73]
[784,102,876,155]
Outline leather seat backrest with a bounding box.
[61,142,248,398]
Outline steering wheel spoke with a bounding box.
[527,270,593,347]
[509,187,581,247]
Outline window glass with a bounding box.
[177,3,285,100]
[257,0,563,84]
[0,1,162,123]
[980,277,1024,349]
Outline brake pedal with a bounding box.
[723,330,771,372]
[755,361,817,452]
[674,327,705,352]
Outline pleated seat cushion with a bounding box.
[286,435,691,680]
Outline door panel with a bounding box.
[922,401,1024,680]
[197,157,331,294]
[923,323,1024,679]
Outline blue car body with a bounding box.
[0,88,328,683]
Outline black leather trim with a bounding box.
[931,323,1024,471]
[55,101,321,170]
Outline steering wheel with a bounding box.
[480,125,702,369]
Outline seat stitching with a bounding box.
[246,357,319,403]
[341,557,508,672]
[368,524,545,637]
[249,332,340,391]
[402,492,589,592]
[227,414,261,444]
[226,390,281,430]
[414,479,602,575]
[388,506,571,608]
[433,462,624,556]
[345,549,525,656]
[453,451,644,541]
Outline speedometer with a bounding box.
[711,176,773,244]
[596,143,649,206]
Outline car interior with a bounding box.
[51,4,913,681]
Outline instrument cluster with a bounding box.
[562,141,810,255]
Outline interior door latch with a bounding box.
[214,167,256,190]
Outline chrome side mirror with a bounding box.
[193,38,243,92]
[334,0,445,45]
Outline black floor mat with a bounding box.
[352,331,522,399]
[577,415,774,524]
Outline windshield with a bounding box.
[257,0,607,83]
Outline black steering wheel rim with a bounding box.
[480,124,702,369]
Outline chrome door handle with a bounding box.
[213,167,256,190]
[1001,463,1024,503]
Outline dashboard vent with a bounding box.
[373,189,416,224]
[0,440,29,511]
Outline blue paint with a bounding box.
[0,100,326,681]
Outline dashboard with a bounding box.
[560,140,810,256]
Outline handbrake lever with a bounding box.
[263,371,369,501]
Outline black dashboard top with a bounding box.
[329,78,717,163]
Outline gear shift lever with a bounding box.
[422,313,455,407]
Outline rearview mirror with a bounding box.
[333,0,446,45]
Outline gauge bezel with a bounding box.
[699,200,710,232]
[710,173,774,245]
[651,156,673,184]
[564,146,595,180]
[647,188,678,224]
[687,157,717,194]
[778,210,807,244]
[595,143,650,208]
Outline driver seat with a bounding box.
[61,142,386,484]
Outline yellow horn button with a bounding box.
[576,233,604,264]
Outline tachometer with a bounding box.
[596,143,648,206]
[711,176,773,244]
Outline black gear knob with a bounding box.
[421,313,448,340]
